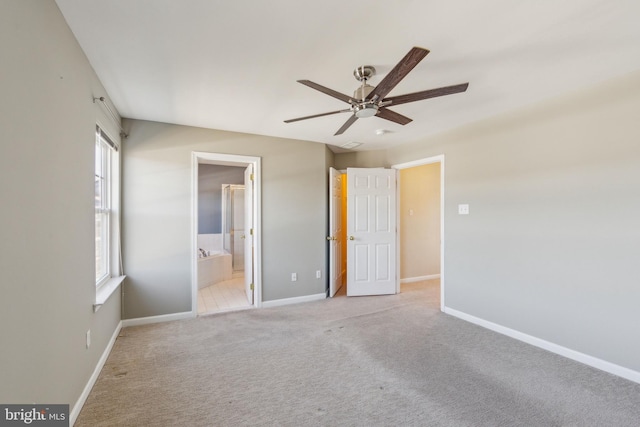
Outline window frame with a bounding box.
[95,125,117,288]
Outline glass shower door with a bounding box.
[222,184,245,273]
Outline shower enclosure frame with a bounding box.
[221,184,245,273]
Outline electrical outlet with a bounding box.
[86,330,91,349]
[458,204,470,215]
[291,273,297,281]
[316,270,322,279]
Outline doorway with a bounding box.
[191,152,261,315]
[329,167,398,297]
[393,155,444,311]
[329,156,444,310]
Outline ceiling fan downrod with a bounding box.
[352,65,378,117]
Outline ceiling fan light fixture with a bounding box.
[354,103,378,118]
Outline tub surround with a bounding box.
[198,252,232,289]
[197,234,232,288]
[197,234,223,255]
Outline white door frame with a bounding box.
[190,152,262,314]
[392,155,445,312]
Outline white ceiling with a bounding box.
[55,0,640,152]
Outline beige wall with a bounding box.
[336,70,640,373]
[400,163,441,279]
[0,0,122,410]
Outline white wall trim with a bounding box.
[393,154,445,312]
[444,307,640,385]
[70,321,122,426]
[400,274,441,284]
[261,293,326,308]
[121,311,195,328]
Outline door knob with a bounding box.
[326,236,336,241]
[241,234,246,239]
[348,236,355,240]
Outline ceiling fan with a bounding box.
[284,46,469,136]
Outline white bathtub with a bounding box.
[197,251,232,289]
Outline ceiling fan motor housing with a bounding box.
[353,83,378,117]
[353,84,375,101]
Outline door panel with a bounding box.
[354,194,369,231]
[347,168,397,296]
[376,196,391,231]
[354,244,369,281]
[375,244,390,280]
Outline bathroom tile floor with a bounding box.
[197,275,250,314]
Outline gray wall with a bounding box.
[198,164,244,234]
[0,0,122,408]
[336,70,640,373]
[121,120,329,318]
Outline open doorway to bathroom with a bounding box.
[191,152,261,315]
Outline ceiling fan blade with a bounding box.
[366,47,430,101]
[297,80,353,104]
[284,109,350,123]
[376,108,413,125]
[334,114,358,136]
[383,83,469,106]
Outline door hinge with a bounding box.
[250,228,254,236]
[250,173,254,181]
[250,283,254,291]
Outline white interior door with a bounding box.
[244,164,254,305]
[328,167,345,297]
[346,167,397,296]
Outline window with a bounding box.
[95,125,117,286]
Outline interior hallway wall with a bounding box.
[335,70,640,374]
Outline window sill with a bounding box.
[94,275,126,313]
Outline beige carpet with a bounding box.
[76,281,640,426]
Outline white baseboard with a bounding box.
[70,321,122,426]
[401,274,440,284]
[122,311,195,327]
[262,293,326,308]
[444,307,640,385]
